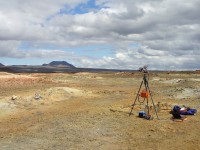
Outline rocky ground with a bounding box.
[0,71,200,150]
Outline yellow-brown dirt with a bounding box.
[0,72,200,150]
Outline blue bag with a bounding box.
[179,109,197,115]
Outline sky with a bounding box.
[0,0,200,70]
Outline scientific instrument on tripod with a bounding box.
[129,66,159,120]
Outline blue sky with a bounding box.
[19,41,113,59]
[60,0,103,15]
[0,0,200,70]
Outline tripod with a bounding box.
[129,72,159,120]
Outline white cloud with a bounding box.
[76,46,200,70]
[0,0,200,70]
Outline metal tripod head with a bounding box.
[139,65,149,86]
[138,65,148,74]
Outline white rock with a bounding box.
[11,95,17,100]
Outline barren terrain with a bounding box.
[0,71,200,150]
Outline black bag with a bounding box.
[172,105,181,119]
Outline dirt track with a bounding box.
[0,72,200,150]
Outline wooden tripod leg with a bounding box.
[146,97,150,116]
[129,80,144,116]
[146,83,160,120]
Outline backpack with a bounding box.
[172,105,181,119]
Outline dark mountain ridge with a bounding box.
[42,61,75,68]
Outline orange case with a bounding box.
[140,90,149,98]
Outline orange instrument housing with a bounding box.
[140,89,149,98]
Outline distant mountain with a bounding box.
[0,63,4,67]
[42,61,76,68]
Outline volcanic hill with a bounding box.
[42,61,76,68]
